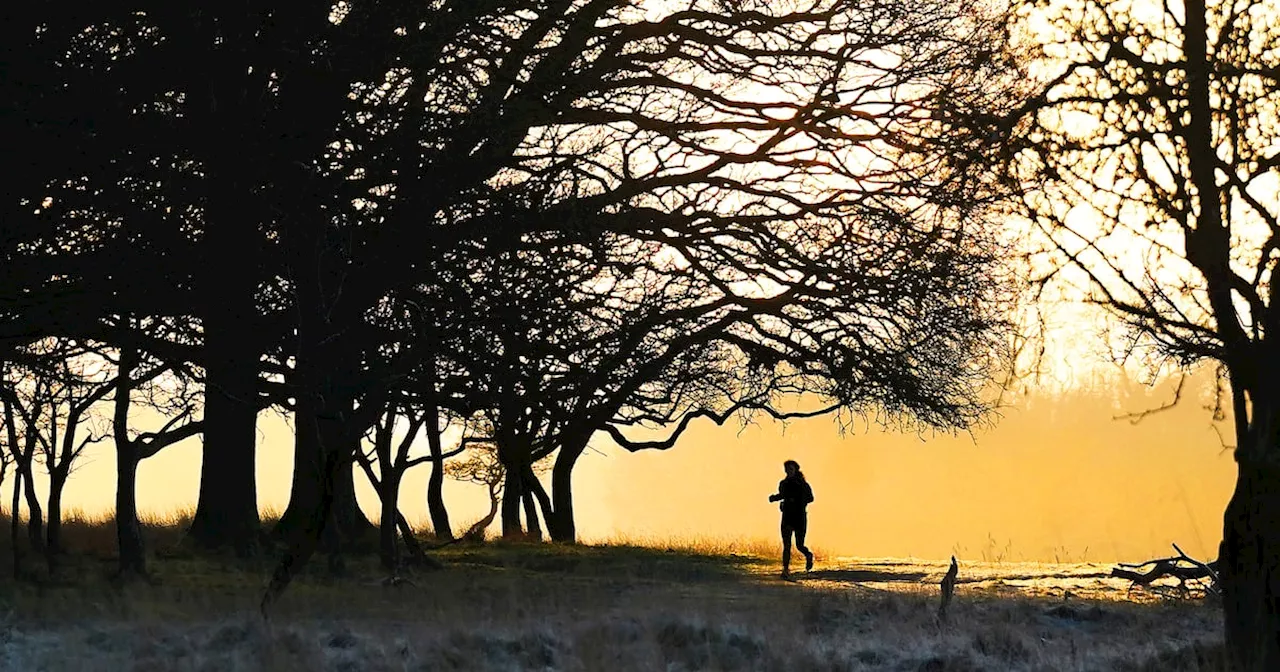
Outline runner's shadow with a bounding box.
[800,568,928,584]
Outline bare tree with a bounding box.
[108,320,205,579]
[956,0,1280,667]
[13,340,114,571]
[0,360,48,558]
[444,425,552,542]
[4,394,30,580]
[354,396,467,571]
[445,443,507,542]
[1,372,43,579]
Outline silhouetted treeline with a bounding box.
[1,1,1013,579]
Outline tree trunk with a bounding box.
[115,441,146,577]
[10,469,22,579]
[421,356,453,540]
[501,464,524,539]
[4,377,43,554]
[524,464,554,525]
[331,433,376,548]
[522,486,542,541]
[276,410,374,547]
[11,416,44,554]
[317,417,351,563]
[466,485,501,540]
[427,457,452,540]
[396,513,427,562]
[548,442,585,543]
[18,460,42,553]
[111,346,147,579]
[274,404,322,539]
[188,312,261,553]
[264,196,374,604]
[299,393,354,571]
[190,109,263,553]
[14,458,43,552]
[379,469,401,572]
[1219,450,1280,671]
[45,468,66,571]
[424,416,453,540]
[261,424,347,613]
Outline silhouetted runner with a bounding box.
[768,459,814,578]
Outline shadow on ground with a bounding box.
[796,568,928,584]
[441,542,764,582]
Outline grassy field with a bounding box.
[0,512,1224,671]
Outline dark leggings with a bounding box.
[781,514,811,571]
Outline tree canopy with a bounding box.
[2,0,1017,600]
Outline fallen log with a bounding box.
[1111,561,1215,584]
[1111,544,1219,597]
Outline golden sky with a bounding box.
[582,370,1234,563]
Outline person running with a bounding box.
[768,459,814,578]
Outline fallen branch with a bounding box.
[1172,542,1220,589]
[1111,544,1219,597]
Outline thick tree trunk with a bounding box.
[188,310,261,553]
[548,442,585,543]
[115,442,146,577]
[331,436,376,548]
[501,464,524,539]
[262,426,346,613]
[1220,451,1280,671]
[284,388,354,570]
[189,43,265,554]
[379,470,401,572]
[317,417,354,564]
[275,404,322,538]
[276,408,374,547]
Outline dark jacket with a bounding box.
[774,474,814,517]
